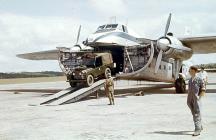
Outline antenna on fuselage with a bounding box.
[125,18,128,27]
[109,16,116,24]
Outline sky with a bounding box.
[0,0,216,72]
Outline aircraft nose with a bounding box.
[87,37,94,42]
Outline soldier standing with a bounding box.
[187,66,205,136]
[104,73,115,105]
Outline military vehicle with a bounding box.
[59,50,114,87]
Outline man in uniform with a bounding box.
[104,73,115,105]
[187,66,205,136]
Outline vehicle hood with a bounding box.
[81,68,94,73]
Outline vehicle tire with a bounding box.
[86,74,94,86]
[104,67,111,79]
[69,82,77,87]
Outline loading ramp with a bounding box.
[40,79,106,105]
[40,86,81,105]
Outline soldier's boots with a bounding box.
[108,98,115,105]
[108,102,115,105]
[193,130,201,136]
[108,98,112,105]
[108,103,115,105]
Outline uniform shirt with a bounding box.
[197,71,208,81]
[188,76,205,98]
[105,77,114,92]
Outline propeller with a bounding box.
[154,13,172,73]
[164,13,172,37]
[155,49,163,73]
[76,25,81,45]
[71,25,82,52]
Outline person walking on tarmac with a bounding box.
[187,66,205,136]
[104,72,115,105]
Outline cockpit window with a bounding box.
[112,24,118,28]
[105,24,118,29]
[122,25,128,33]
[97,25,105,31]
[105,24,112,29]
[95,24,118,33]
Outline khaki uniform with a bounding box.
[105,77,114,105]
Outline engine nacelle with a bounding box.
[163,47,192,60]
[156,35,192,60]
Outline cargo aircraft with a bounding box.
[17,14,216,90]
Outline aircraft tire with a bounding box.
[175,79,186,93]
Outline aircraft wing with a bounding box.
[136,38,154,44]
[179,36,216,54]
[17,49,59,60]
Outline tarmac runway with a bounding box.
[0,73,216,140]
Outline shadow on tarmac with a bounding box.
[152,130,193,136]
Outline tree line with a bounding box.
[196,63,216,69]
[0,71,64,79]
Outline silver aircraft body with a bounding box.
[17,14,216,84]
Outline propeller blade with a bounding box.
[76,25,81,45]
[150,40,154,49]
[155,49,163,73]
[164,13,172,37]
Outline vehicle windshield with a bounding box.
[95,24,118,33]
[82,58,95,67]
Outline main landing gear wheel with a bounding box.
[86,74,94,87]
[104,68,111,79]
[175,79,186,93]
